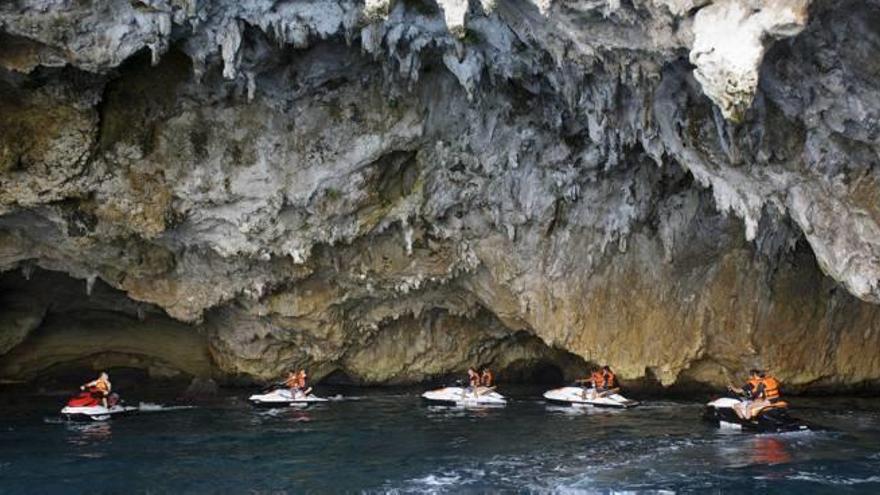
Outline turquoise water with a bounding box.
[1,387,879,493]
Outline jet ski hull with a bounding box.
[248,388,328,407]
[60,405,137,421]
[703,397,814,433]
[421,387,507,406]
[543,387,639,409]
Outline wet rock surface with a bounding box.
[0,0,878,390]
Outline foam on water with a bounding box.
[785,472,880,486]
[137,402,196,412]
[413,473,462,486]
[329,394,364,401]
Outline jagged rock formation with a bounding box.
[0,0,878,391]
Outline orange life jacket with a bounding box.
[285,375,299,388]
[591,371,605,389]
[94,378,110,393]
[603,371,617,388]
[481,370,494,387]
[761,376,780,400]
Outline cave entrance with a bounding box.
[32,364,152,390]
[320,369,357,385]
[498,359,570,385]
[530,362,566,384]
[0,268,216,386]
[488,330,589,385]
[29,356,199,390]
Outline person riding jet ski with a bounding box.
[749,371,782,418]
[727,369,762,419]
[62,371,136,420]
[473,368,495,397]
[284,371,299,389]
[577,366,619,399]
[544,365,638,408]
[480,368,495,389]
[727,369,783,420]
[705,369,812,432]
[574,367,601,394]
[467,368,480,389]
[601,366,617,390]
[81,372,112,408]
[249,369,326,407]
[480,369,494,388]
[728,369,762,397]
[422,367,507,405]
[284,369,312,397]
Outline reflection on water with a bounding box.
[0,389,878,493]
[287,410,312,423]
[424,404,506,420]
[750,436,794,465]
[65,421,112,446]
[252,407,314,425]
[64,421,113,460]
[545,403,628,416]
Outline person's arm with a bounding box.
[754,382,766,400]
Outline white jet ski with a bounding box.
[61,404,138,421]
[543,386,639,409]
[248,387,329,407]
[703,396,817,433]
[61,389,137,421]
[421,386,507,406]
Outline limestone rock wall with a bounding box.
[0,0,878,390]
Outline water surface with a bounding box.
[1,387,879,493]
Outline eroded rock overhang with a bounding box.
[0,0,878,390]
